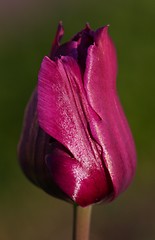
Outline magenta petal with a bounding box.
[50,23,78,60]
[37,55,85,148]
[46,150,112,206]
[84,26,136,198]
[37,56,112,206]
[50,22,64,58]
[84,26,117,117]
[54,41,78,59]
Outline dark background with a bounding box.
[0,0,155,239]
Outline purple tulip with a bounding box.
[18,23,136,207]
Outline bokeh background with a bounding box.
[0,0,155,239]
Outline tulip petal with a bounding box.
[50,22,64,58]
[54,41,78,59]
[38,55,87,150]
[46,151,112,206]
[18,90,74,202]
[50,22,78,60]
[84,26,136,198]
[38,56,112,206]
[75,25,94,73]
[84,26,117,117]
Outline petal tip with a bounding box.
[85,22,91,29]
[95,25,109,38]
[50,22,64,58]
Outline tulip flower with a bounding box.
[18,23,136,208]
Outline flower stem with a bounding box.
[73,205,92,240]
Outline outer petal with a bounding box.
[37,56,112,206]
[18,90,72,202]
[84,26,136,198]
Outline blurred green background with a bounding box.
[0,0,155,239]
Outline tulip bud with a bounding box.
[18,23,136,207]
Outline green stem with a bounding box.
[73,205,92,240]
